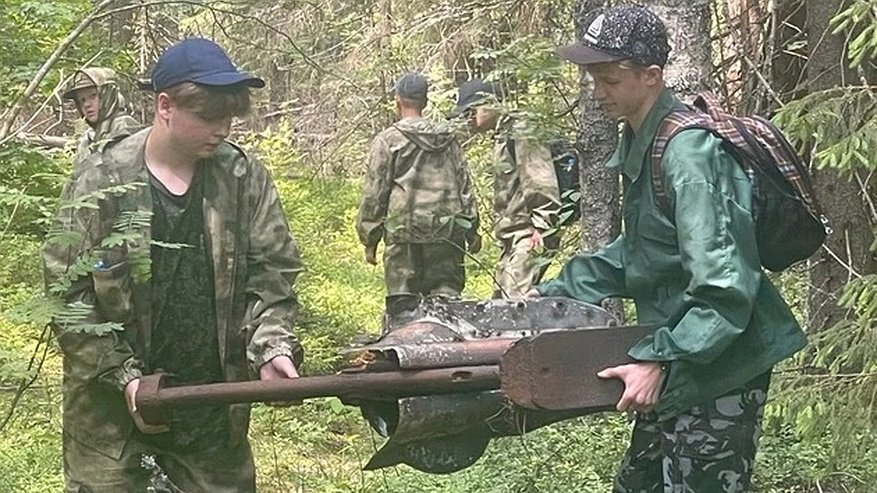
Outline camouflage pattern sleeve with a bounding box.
[243,161,306,371]
[515,138,561,231]
[72,132,92,167]
[355,133,394,248]
[41,170,143,392]
[455,141,480,241]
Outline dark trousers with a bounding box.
[614,372,771,493]
[63,432,255,493]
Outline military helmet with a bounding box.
[62,67,118,100]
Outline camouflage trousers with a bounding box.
[493,229,560,298]
[63,432,255,493]
[614,372,771,493]
[384,240,465,297]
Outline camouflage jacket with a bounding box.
[356,116,479,247]
[73,112,140,171]
[42,128,304,458]
[493,123,561,239]
[71,68,140,173]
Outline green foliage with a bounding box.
[769,0,877,474]
[831,0,877,68]
[755,425,877,492]
[0,0,93,104]
[0,143,68,236]
[476,35,580,141]
[773,87,877,173]
[768,275,877,462]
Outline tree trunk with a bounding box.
[770,0,807,104]
[648,0,712,100]
[572,0,620,254]
[805,0,877,331]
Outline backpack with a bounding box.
[650,91,830,272]
[548,138,582,227]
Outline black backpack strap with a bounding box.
[505,137,517,163]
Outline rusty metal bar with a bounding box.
[137,366,500,425]
[348,338,517,372]
[389,338,516,369]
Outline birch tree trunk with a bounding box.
[647,0,712,100]
[805,0,877,331]
[572,0,620,254]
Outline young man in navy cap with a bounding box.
[44,37,304,492]
[532,5,806,491]
[356,72,480,317]
[451,79,561,299]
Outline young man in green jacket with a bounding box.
[44,38,303,492]
[533,5,807,491]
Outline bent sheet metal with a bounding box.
[342,297,651,473]
[136,297,652,473]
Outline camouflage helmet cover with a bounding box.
[62,67,118,100]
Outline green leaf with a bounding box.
[453,217,473,229]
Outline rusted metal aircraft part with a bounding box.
[359,391,604,473]
[136,365,501,426]
[501,325,655,411]
[346,298,633,473]
[344,335,516,373]
[362,392,504,472]
[366,429,491,474]
[343,298,617,373]
[381,297,619,337]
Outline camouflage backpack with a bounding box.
[650,91,830,272]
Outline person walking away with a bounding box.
[356,72,480,319]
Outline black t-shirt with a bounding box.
[146,167,229,450]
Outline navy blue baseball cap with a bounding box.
[447,79,503,119]
[393,72,428,101]
[139,38,265,91]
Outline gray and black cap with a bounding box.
[557,4,671,68]
[393,72,429,101]
[447,79,503,119]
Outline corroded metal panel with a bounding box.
[501,325,654,411]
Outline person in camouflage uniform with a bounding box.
[535,5,807,492]
[356,72,480,309]
[62,67,140,171]
[450,79,561,299]
[43,38,304,493]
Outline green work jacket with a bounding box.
[538,89,807,419]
